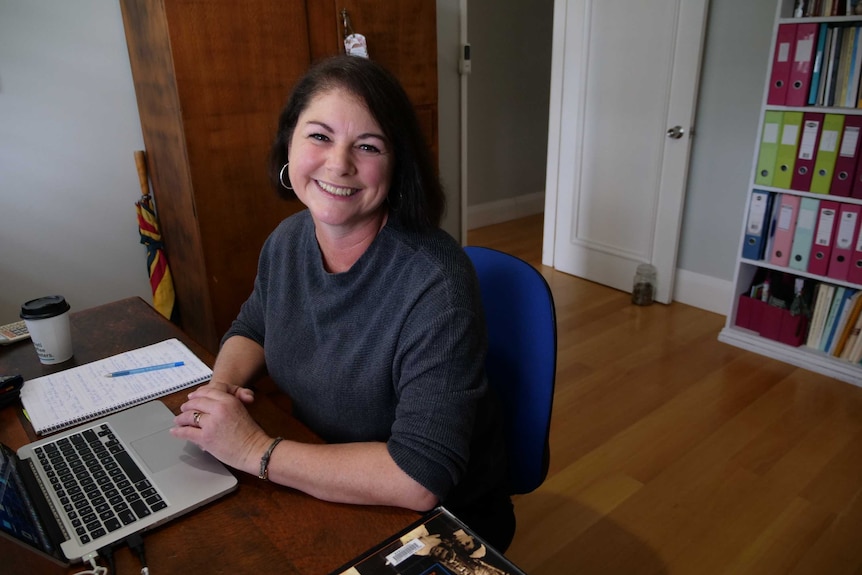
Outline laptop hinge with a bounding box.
[19,457,70,550]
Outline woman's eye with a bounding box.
[356,143,382,154]
[310,133,330,142]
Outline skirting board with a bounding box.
[673,268,732,316]
[467,192,545,230]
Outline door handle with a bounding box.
[667,126,685,139]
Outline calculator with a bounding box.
[0,320,30,345]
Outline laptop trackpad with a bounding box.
[131,428,199,473]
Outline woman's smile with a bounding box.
[317,179,358,198]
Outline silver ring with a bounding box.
[193,411,202,427]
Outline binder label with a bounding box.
[815,209,837,245]
[746,194,768,234]
[763,122,780,143]
[798,205,817,229]
[839,126,860,157]
[778,41,792,63]
[799,120,820,160]
[836,212,858,249]
[820,129,839,153]
[795,38,815,62]
[778,204,796,231]
[782,124,800,145]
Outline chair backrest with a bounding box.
[464,246,557,495]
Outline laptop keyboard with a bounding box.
[33,423,168,545]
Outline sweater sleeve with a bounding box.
[386,266,489,501]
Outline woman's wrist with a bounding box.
[258,437,284,480]
[240,433,279,477]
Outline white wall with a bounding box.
[466,0,554,210]
[670,0,774,313]
[0,1,151,322]
[677,0,775,282]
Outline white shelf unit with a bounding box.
[719,0,862,387]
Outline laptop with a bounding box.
[0,400,237,569]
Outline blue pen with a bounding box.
[105,361,185,378]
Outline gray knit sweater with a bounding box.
[224,210,509,512]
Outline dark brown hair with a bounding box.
[268,55,445,231]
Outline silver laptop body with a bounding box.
[3,400,237,564]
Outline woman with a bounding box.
[170,55,515,550]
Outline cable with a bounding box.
[72,551,107,575]
[98,543,116,574]
[126,533,150,575]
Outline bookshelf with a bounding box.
[719,0,862,386]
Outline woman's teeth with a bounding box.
[318,181,356,197]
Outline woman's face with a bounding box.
[288,88,393,234]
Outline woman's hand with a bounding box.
[200,378,256,404]
[171,385,271,475]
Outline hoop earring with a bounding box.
[279,162,293,191]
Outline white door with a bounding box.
[542,0,710,303]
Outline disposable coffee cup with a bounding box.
[20,295,73,365]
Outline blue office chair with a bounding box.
[464,246,557,495]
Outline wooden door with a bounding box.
[543,0,709,303]
[122,0,313,352]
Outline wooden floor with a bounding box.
[468,214,862,575]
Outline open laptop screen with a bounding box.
[0,442,59,558]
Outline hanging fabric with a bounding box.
[134,150,176,322]
[341,9,369,58]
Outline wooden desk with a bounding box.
[0,297,416,574]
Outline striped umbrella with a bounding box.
[135,150,176,321]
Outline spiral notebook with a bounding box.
[20,338,212,435]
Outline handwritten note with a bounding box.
[20,338,212,434]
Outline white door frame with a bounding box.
[459,0,469,244]
[542,0,569,266]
